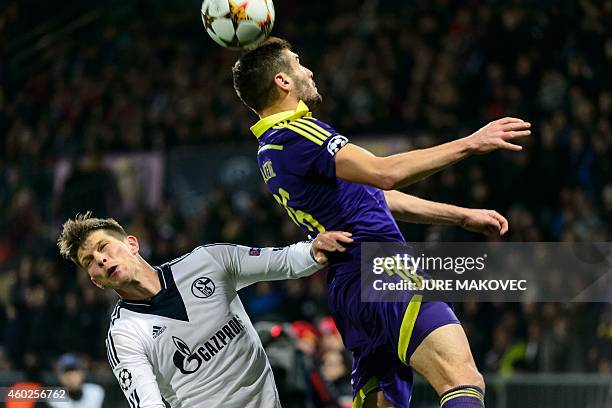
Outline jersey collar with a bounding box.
[119,264,189,321]
[250,100,312,138]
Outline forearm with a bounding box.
[381,138,471,189]
[336,117,529,190]
[384,190,467,225]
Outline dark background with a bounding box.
[1,0,611,406]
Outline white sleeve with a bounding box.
[204,242,325,290]
[106,329,165,408]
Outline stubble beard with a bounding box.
[292,75,323,106]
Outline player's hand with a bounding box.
[460,209,509,237]
[311,231,353,264]
[466,117,531,154]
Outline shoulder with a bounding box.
[168,243,241,263]
[107,303,148,341]
[108,302,125,328]
[298,116,338,135]
[259,116,336,145]
[276,116,337,147]
[256,116,347,177]
[279,117,348,156]
[108,301,147,327]
[165,245,211,267]
[168,243,244,279]
[162,244,232,276]
[171,243,239,265]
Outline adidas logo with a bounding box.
[152,325,167,339]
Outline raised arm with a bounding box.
[335,117,530,190]
[384,190,509,237]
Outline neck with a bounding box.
[115,258,161,301]
[260,94,299,118]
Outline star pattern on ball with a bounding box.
[229,0,249,23]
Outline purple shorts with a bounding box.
[327,260,460,408]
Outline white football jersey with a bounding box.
[105,242,322,408]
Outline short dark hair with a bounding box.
[57,211,127,266]
[232,37,293,113]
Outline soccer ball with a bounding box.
[201,0,275,50]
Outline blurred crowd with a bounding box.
[1,0,612,405]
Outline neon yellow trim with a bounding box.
[250,100,311,138]
[352,377,379,408]
[289,121,327,141]
[398,294,422,365]
[296,118,331,137]
[441,392,483,407]
[286,124,324,145]
[440,389,484,406]
[441,389,483,402]
[258,144,284,153]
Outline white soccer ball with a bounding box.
[201,0,275,50]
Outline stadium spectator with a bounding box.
[48,353,105,408]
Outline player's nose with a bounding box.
[93,251,107,267]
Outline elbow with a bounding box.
[371,157,402,190]
[378,176,398,190]
[376,168,400,190]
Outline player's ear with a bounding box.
[126,235,139,255]
[90,277,104,290]
[273,72,292,92]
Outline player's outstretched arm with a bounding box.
[215,231,353,290]
[335,117,530,190]
[384,190,509,237]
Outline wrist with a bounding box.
[453,206,470,227]
[460,135,477,155]
[309,245,318,263]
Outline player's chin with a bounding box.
[308,92,323,105]
[101,279,121,289]
[104,275,128,289]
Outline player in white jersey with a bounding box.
[57,212,353,408]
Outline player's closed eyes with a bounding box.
[83,242,108,269]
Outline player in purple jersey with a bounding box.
[232,38,530,408]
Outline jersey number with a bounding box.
[272,188,326,233]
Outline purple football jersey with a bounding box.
[252,101,405,251]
